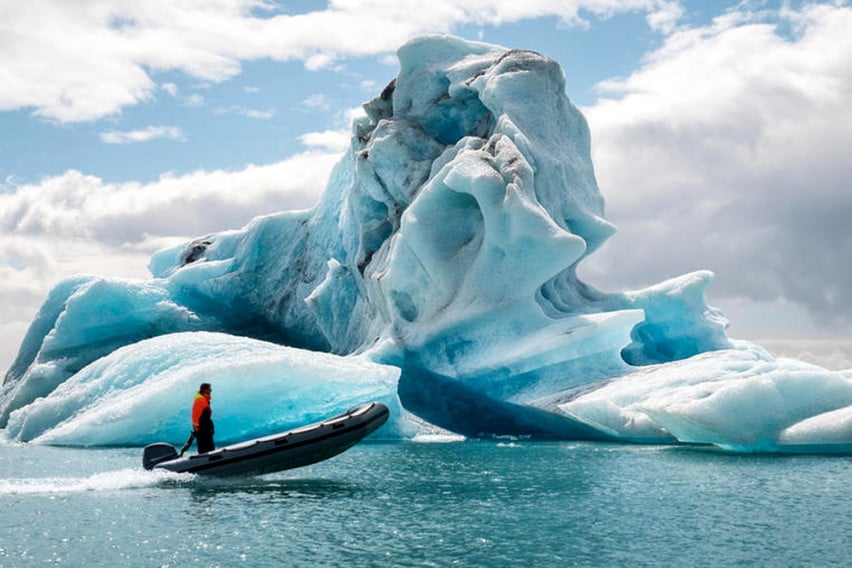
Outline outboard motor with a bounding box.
[143,443,178,470]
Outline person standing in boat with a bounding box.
[192,383,215,453]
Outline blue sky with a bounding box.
[2,0,851,371]
[2,1,674,185]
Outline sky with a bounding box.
[2,0,851,373]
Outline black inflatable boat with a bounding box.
[142,401,389,476]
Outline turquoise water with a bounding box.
[1,441,849,567]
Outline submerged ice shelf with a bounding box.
[1,35,850,454]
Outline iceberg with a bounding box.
[2,35,850,454]
[3,332,404,446]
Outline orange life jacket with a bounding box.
[192,392,211,431]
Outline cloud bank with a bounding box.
[100,125,186,144]
[0,0,678,122]
[582,3,852,333]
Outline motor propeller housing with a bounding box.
[142,443,178,470]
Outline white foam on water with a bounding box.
[412,433,466,443]
[0,468,195,495]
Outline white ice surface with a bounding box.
[3,332,406,446]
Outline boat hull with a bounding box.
[143,402,389,477]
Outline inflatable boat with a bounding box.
[142,401,389,476]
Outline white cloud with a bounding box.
[100,125,186,144]
[184,94,205,107]
[161,82,178,96]
[243,108,276,119]
[644,1,683,34]
[1,153,338,246]
[757,338,852,371]
[305,53,342,71]
[302,94,331,110]
[214,106,277,119]
[299,129,351,152]
[0,0,681,123]
[581,3,852,332]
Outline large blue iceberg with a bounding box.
[2,36,850,454]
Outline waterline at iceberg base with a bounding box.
[1,35,850,454]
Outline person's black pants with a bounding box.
[196,431,215,454]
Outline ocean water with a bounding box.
[0,440,849,567]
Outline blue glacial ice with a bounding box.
[2,332,404,446]
[1,35,850,454]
